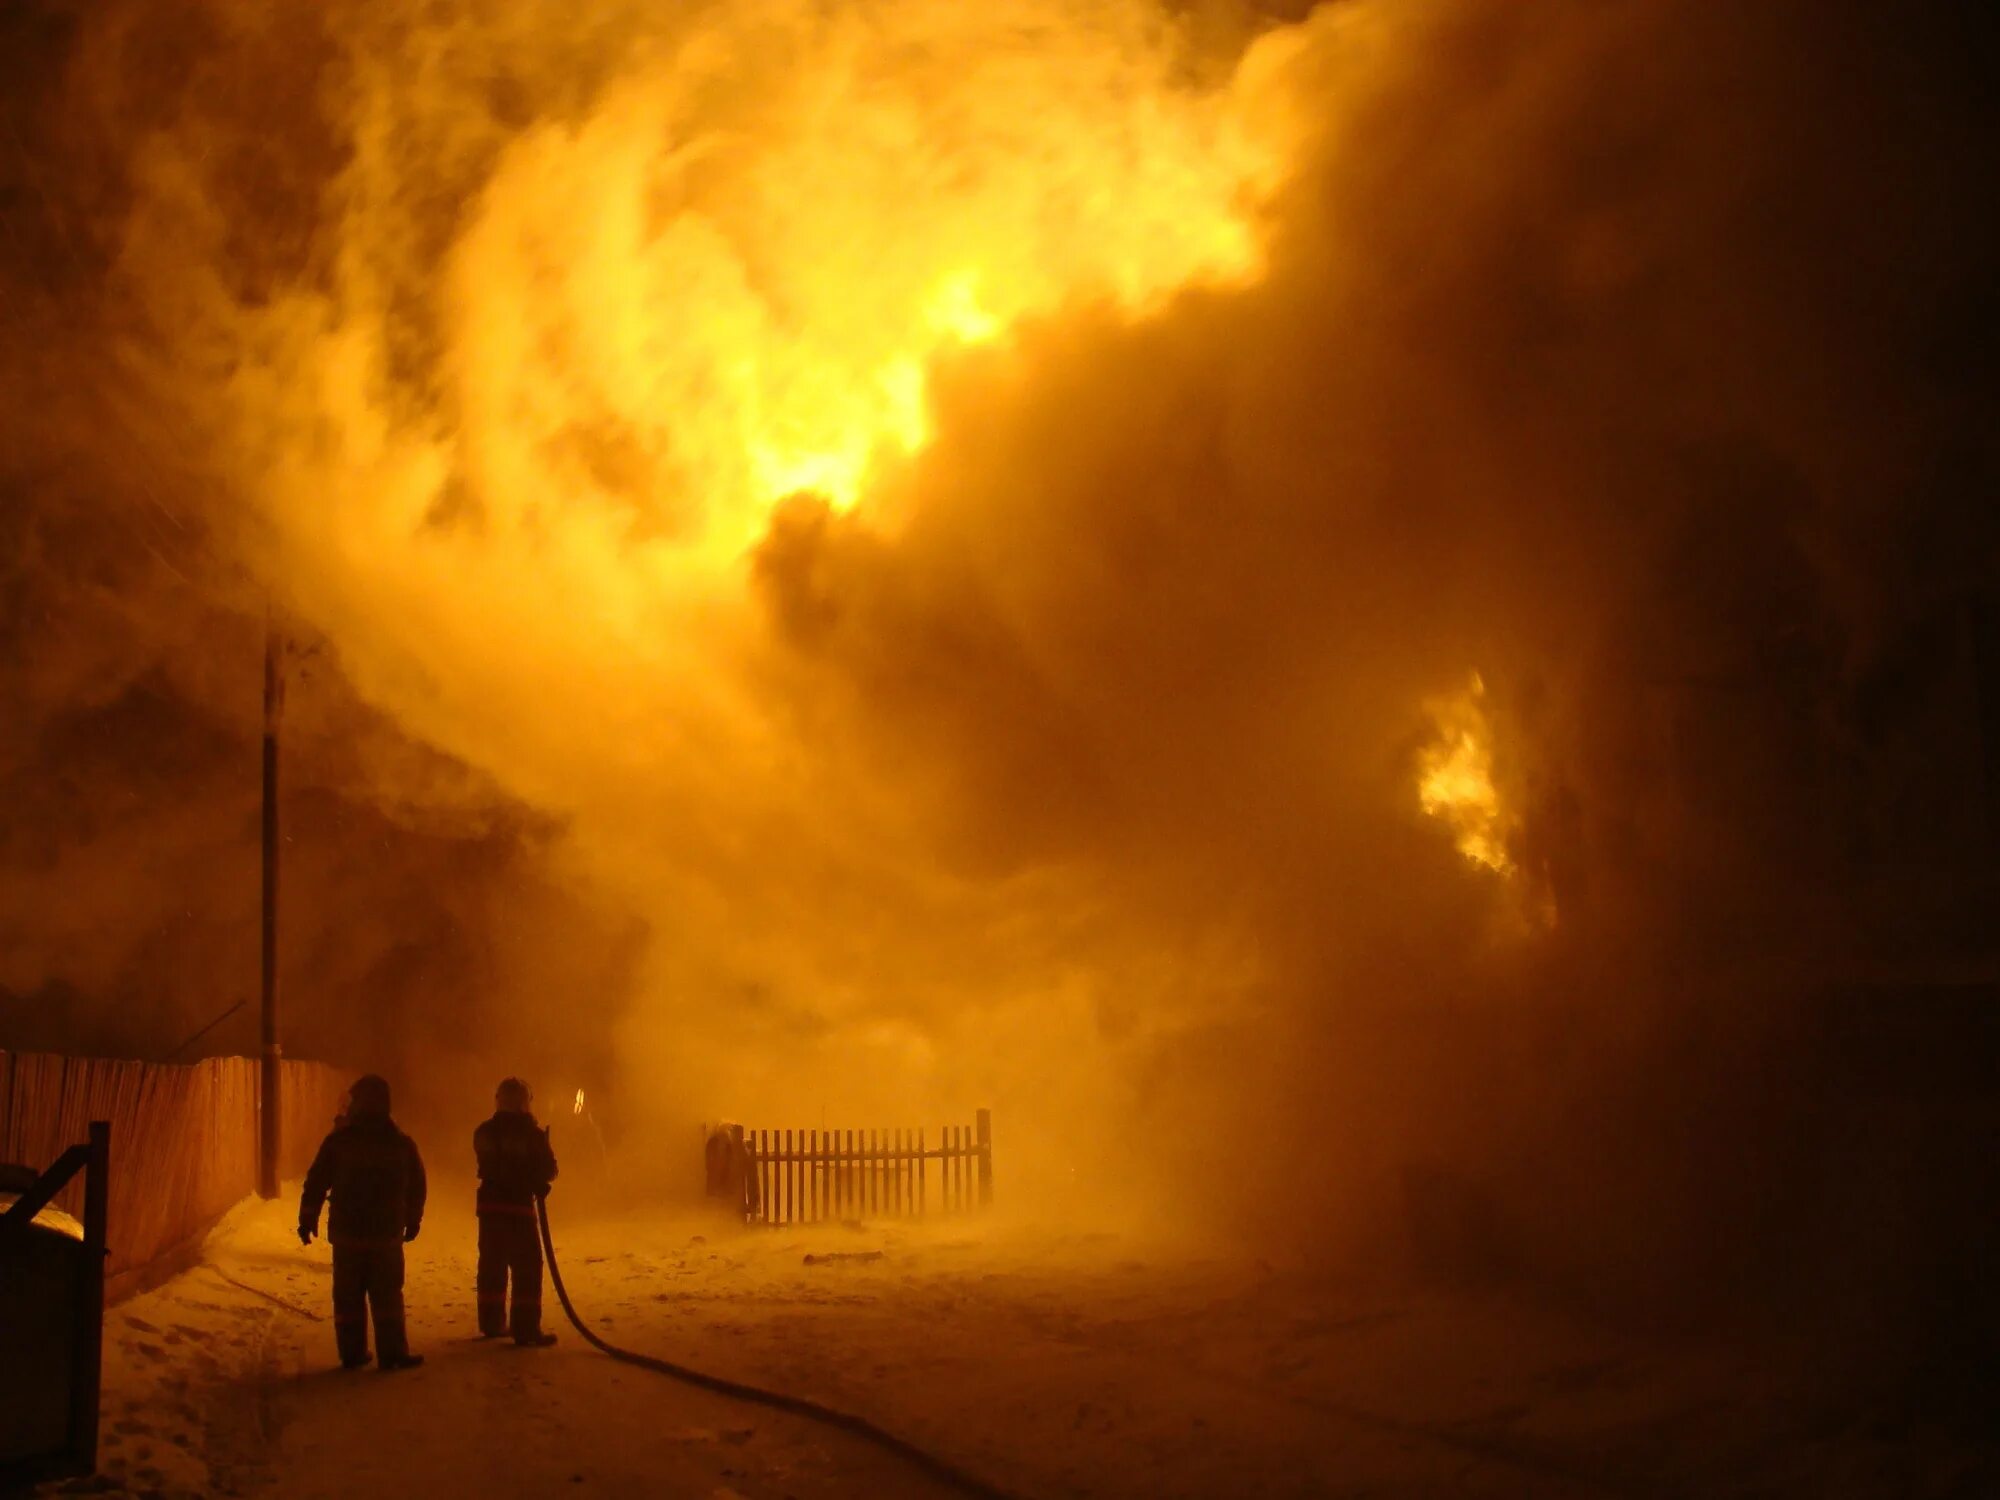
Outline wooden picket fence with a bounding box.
[723,1110,993,1227]
[0,1050,349,1291]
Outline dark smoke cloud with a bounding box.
[749,0,2000,1294]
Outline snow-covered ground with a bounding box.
[39,1185,1996,1499]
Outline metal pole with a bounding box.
[71,1120,109,1473]
[259,623,283,1200]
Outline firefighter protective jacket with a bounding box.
[473,1110,559,1213]
[300,1115,428,1246]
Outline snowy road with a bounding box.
[76,1193,966,1500]
[55,1190,1995,1498]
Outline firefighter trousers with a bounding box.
[331,1242,409,1366]
[476,1209,544,1342]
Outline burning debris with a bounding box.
[1418,673,1512,877]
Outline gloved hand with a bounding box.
[298,1222,316,1246]
[403,1224,421,1243]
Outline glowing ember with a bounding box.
[573,1089,586,1116]
[1418,674,1514,876]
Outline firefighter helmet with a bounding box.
[495,1076,533,1112]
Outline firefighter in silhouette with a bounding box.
[298,1074,428,1371]
[475,1076,559,1346]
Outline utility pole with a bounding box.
[258,618,284,1200]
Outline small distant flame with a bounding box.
[573,1088,586,1116]
[1418,673,1514,876]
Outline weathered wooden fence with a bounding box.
[733,1110,993,1227]
[0,1051,349,1291]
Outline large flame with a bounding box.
[280,0,1300,580]
[204,1,1325,817]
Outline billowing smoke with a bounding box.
[4,0,1995,1315]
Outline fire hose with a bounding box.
[534,1196,1017,1500]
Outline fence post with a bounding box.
[976,1109,993,1209]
